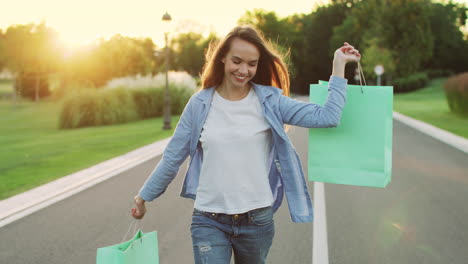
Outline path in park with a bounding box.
[1,120,467,263]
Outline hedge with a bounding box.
[393,72,429,93]
[59,85,193,129]
[444,72,468,118]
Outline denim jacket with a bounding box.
[139,76,348,223]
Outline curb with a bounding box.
[393,112,468,154]
[0,138,171,228]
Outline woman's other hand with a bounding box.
[132,195,147,219]
[334,42,361,64]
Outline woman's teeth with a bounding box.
[235,75,246,80]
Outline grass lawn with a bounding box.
[393,78,468,139]
[0,94,179,200]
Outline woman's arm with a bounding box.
[132,98,195,219]
[279,42,360,128]
[137,98,194,201]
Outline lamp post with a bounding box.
[374,64,384,86]
[162,11,172,130]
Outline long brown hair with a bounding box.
[200,25,290,96]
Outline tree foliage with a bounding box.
[0,0,466,97]
[60,35,157,88]
[170,32,218,76]
[3,22,62,74]
[360,37,396,80]
[424,2,468,73]
[0,29,6,72]
[332,0,435,79]
[3,22,63,99]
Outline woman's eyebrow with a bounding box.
[231,56,258,63]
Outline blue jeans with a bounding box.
[190,206,275,264]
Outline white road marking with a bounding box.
[313,182,329,264]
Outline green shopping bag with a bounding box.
[308,80,393,187]
[96,230,159,264]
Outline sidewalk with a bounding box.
[1,112,467,228]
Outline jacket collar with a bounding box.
[196,82,274,105]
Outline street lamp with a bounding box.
[162,11,172,130]
[374,64,384,86]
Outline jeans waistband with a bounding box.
[193,206,271,223]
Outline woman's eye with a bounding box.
[233,61,241,64]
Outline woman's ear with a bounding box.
[221,58,225,64]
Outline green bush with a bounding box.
[427,69,453,79]
[50,78,97,100]
[444,72,468,118]
[59,84,194,129]
[132,87,165,119]
[131,85,192,119]
[169,85,193,115]
[59,88,138,129]
[393,72,429,93]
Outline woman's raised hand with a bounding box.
[334,42,361,64]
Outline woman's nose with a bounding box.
[238,64,248,75]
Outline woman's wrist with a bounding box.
[331,59,346,78]
[134,195,146,204]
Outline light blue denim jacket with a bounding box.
[139,76,347,223]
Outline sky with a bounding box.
[0,0,329,48]
[1,0,466,49]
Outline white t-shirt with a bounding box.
[194,88,274,214]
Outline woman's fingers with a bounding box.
[132,207,145,219]
[336,42,361,62]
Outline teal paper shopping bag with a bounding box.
[96,230,159,264]
[308,81,393,187]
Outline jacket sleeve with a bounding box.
[138,97,194,201]
[279,76,347,128]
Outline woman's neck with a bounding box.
[216,81,251,101]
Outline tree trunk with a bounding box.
[35,74,40,102]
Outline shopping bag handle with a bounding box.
[357,61,367,94]
[120,219,142,244]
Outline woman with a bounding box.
[132,25,360,263]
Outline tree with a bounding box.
[170,32,210,76]
[62,35,157,87]
[360,37,396,84]
[298,3,349,93]
[331,0,434,78]
[0,29,6,73]
[238,9,297,48]
[424,2,468,74]
[3,22,63,99]
[238,9,304,92]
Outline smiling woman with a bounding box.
[132,24,361,264]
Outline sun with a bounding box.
[56,30,103,58]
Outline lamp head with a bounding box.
[162,12,172,22]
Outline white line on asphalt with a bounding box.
[313,182,329,264]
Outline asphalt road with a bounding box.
[1,120,467,263]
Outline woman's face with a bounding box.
[221,38,260,89]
